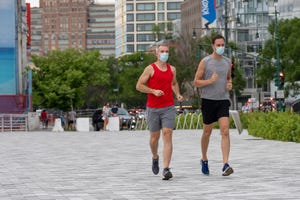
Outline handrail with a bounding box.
[0,114,28,132]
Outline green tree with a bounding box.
[259,18,300,96]
[116,52,156,108]
[32,49,110,111]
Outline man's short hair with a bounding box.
[156,40,168,53]
[212,34,225,44]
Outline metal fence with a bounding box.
[134,112,203,131]
[0,114,28,132]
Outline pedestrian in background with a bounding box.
[102,102,110,131]
[111,104,119,117]
[136,42,183,180]
[193,34,234,176]
[67,110,76,131]
[40,109,48,129]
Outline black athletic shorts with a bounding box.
[201,98,230,125]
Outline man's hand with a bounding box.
[226,82,232,91]
[176,94,183,102]
[152,89,165,97]
[210,72,218,83]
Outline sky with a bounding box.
[0,0,15,47]
[26,0,114,7]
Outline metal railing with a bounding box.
[0,114,28,132]
[134,112,203,131]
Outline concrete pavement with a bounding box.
[0,129,299,200]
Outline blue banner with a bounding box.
[202,0,216,24]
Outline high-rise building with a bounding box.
[39,0,88,53]
[30,7,42,54]
[115,0,184,57]
[30,0,115,58]
[87,3,115,57]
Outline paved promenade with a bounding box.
[0,129,299,200]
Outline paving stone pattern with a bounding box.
[0,129,299,200]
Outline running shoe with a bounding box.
[201,159,210,175]
[152,156,159,175]
[222,163,234,176]
[162,167,173,180]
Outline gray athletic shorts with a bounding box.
[146,106,176,132]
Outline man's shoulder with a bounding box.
[222,56,230,62]
[203,55,212,61]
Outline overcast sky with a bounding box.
[26,0,114,7]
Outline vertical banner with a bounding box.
[202,0,216,28]
[26,3,31,56]
[0,0,16,94]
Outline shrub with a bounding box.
[240,111,300,143]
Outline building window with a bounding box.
[167,13,180,20]
[137,44,149,52]
[127,44,134,53]
[136,3,155,11]
[137,13,155,21]
[237,30,249,42]
[167,2,180,10]
[127,14,134,21]
[127,24,134,32]
[127,34,134,42]
[136,23,154,31]
[158,13,164,21]
[158,2,164,10]
[126,3,133,11]
[137,34,154,42]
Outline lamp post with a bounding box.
[192,28,207,62]
[271,4,285,111]
[224,0,228,46]
[274,6,282,90]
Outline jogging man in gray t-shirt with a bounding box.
[193,34,234,176]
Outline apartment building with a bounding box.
[30,0,115,58]
[39,0,88,52]
[86,3,115,57]
[115,0,184,57]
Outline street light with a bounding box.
[274,6,283,91]
[192,28,207,61]
[192,27,208,40]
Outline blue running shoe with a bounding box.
[162,167,173,180]
[152,157,159,175]
[201,159,210,175]
[222,163,234,176]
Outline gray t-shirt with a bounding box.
[200,55,231,100]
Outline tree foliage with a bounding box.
[259,17,300,96]
[116,52,156,108]
[32,49,110,111]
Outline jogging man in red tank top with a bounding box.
[136,42,183,180]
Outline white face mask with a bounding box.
[215,46,225,55]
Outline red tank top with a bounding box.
[146,63,174,108]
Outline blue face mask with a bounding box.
[215,46,225,55]
[159,53,169,62]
